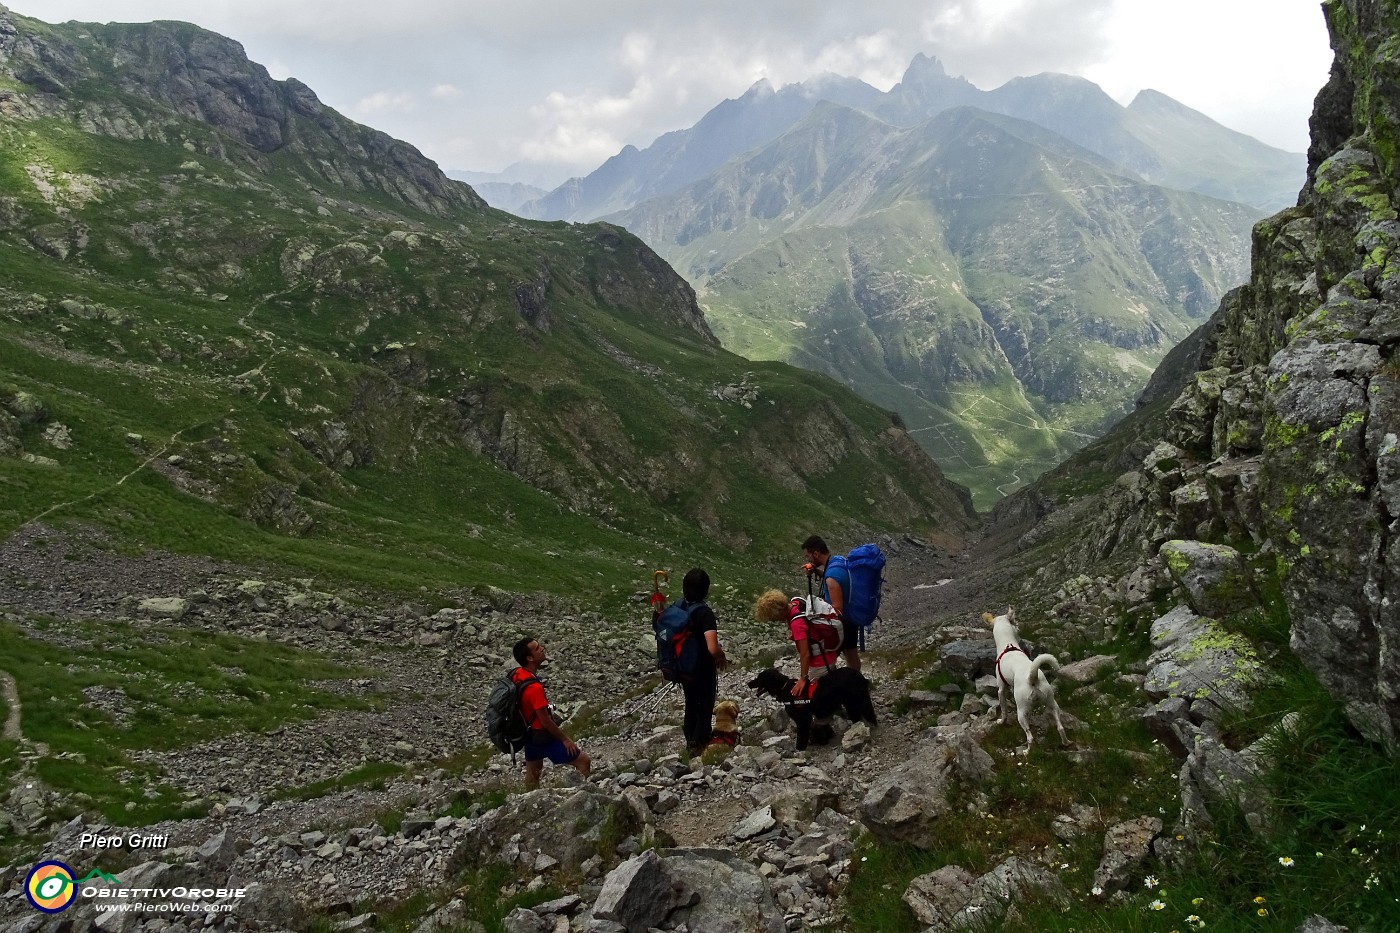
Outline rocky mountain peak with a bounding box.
[0,8,484,218]
[742,77,776,98]
[901,51,949,81]
[1128,87,1201,116]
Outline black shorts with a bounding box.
[841,620,860,651]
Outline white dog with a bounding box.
[982,608,1069,753]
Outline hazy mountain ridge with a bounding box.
[496,53,1291,504]
[615,102,1260,505]
[518,74,887,222]
[509,52,1303,223]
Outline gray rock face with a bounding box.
[592,850,693,932]
[1158,540,1258,617]
[860,740,953,847]
[1143,605,1263,715]
[1091,816,1161,895]
[905,857,1070,931]
[1251,15,1400,746]
[1264,315,1397,745]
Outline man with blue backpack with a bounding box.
[802,535,885,672]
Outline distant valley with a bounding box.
[491,57,1293,505]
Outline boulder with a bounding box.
[1056,654,1117,684]
[902,865,977,928]
[457,786,646,877]
[1158,540,1258,617]
[139,597,191,620]
[1204,457,1265,542]
[1091,816,1162,896]
[1183,730,1271,837]
[195,827,240,871]
[1212,368,1265,456]
[660,848,784,933]
[905,857,1070,931]
[861,741,953,848]
[1169,481,1216,536]
[1293,916,1351,933]
[939,639,995,681]
[591,850,693,932]
[1143,605,1262,714]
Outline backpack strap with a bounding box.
[788,597,839,672]
[513,670,542,729]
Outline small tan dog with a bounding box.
[983,608,1069,753]
[709,699,741,747]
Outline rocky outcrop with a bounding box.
[1254,0,1400,747]
[1158,540,1259,617]
[996,0,1400,750]
[903,857,1070,931]
[0,7,484,219]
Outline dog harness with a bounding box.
[995,644,1025,687]
[788,676,816,703]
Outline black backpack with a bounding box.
[653,599,704,683]
[484,670,538,756]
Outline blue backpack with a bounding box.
[830,543,886,628]
[654,599,704,683]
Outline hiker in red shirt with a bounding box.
[512,637,591,790]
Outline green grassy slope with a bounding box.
[0,9,978,604]
[618,105,1259,508]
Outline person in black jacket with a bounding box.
[679,567,727,757]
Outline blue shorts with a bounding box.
[524,735,580,764]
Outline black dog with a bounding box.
[748,668,878,750]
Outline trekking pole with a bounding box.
[636,680,678,716]
[804,563,816,619]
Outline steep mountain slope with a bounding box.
[1123,88,1306,209]
[616,104,1260,506]
[0,7,977,600]
[510,53,1303,223]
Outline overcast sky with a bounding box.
[14,0,1332,186]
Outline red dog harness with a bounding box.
[996,644,1025,687]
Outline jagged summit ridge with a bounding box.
[0,6,484,218]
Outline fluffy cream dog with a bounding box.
[982,608,1069,753]
[709,699,741,747]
